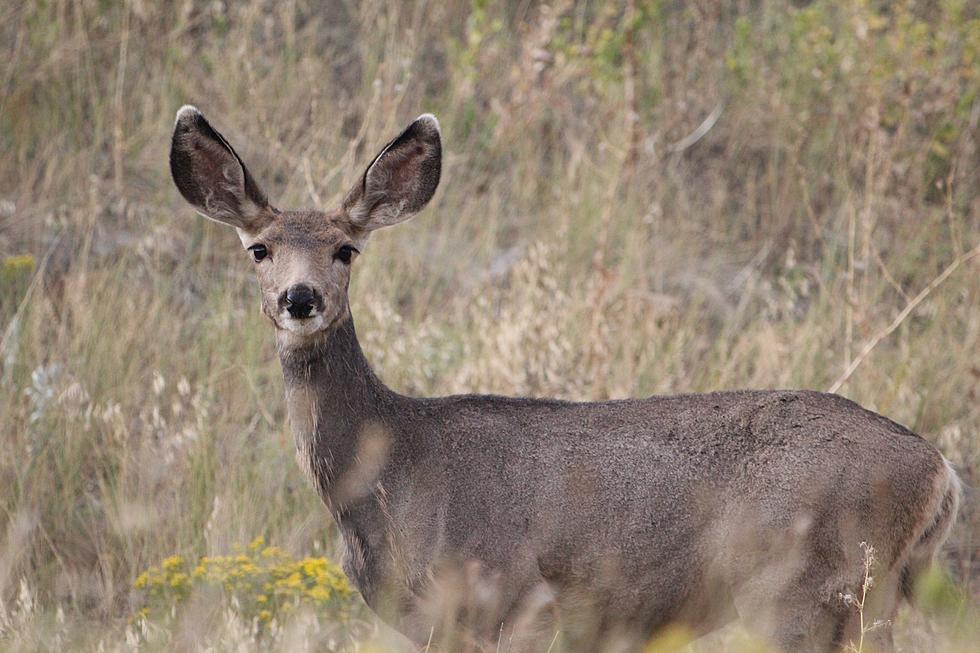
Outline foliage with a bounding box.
[0,255,34,312]
[133,538,353,630]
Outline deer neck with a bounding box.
[277,313,397,510]
[278,316,439,609]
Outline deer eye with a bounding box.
[248,244,268,262]
[335,245,357,264]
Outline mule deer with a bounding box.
[170,106,960,652]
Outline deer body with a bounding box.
[170,107,960,652]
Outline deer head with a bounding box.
[169,106,441,348]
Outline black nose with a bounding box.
[283,284,317,318]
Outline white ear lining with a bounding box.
[236,228,251,247]
[175,104,201,126]
[414,113,440,135]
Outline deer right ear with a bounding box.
[170,106,275,232]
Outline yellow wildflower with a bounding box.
[161,555,184,571]
[169,573,189,589]
[132,539,353,626]
[307,586,330,602]
[261,546,285,559]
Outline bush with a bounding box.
[133,538,354,629]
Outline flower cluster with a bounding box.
[133,538,354,627]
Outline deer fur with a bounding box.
[169,106,961,652]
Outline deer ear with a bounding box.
[342,114,441,234]
[170,106,275,232]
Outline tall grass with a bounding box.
[0,1,977,650]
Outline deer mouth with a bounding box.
[280,312,326,337]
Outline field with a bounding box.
[0,1,978,651]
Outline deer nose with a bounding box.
[283,284,317,318]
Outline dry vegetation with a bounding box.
[0,0,978,651]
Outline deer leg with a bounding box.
[732,567,850,653]
[835,570,900,653]
[763,603,846,653]
[493,582,561,653]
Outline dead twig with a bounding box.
[667,102,724,154]
[828,242,980,394]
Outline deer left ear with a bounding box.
[342,114,441,234]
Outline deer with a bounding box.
[169,106,961,653]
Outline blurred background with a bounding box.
[0,0,977,650]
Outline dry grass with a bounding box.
[0,0,978,650]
